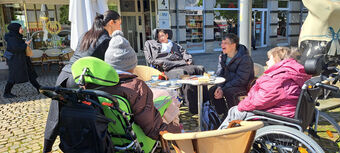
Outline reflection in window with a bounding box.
[185,0,203,8]
[253,0,267,8]
[213,10,238,51]
[186,10,204,51]
[278,0,288,8]
[277,11,287,37]
[215,0,238,8]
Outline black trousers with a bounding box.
[208,85,247,115]
[165,65,208,114]
[4,76,40,94]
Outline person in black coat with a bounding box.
[43,10,122,153]
[3,23,40,98]
[208,33,254,117]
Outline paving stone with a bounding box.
[0,147,8,152]
[23,149,33,153]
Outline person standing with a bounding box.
[3,23,40,98]
[43,10,121,153]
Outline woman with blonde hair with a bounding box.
[219,47,311,129]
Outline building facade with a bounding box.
[0,0,307,60]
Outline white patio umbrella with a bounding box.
[69,0,108,50]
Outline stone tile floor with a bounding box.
[0,67,340,153]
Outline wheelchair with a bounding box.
[41,57,173,153]
[245,76,340,153]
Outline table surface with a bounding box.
[145,80,182,90]
[177,76,225,85]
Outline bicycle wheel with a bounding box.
[252,125,324,153]
[312,111,340,152]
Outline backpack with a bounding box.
[58,96,114,153]
[201,102,222,131]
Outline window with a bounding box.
[215,0,238,8]
[278,0,288,9]
[213,10,238,51]
[186,10,204,51]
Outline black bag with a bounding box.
[58,101,114,153]
[201,102,221,131]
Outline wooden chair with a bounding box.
[253,63,265,78]
[160,121,263,153]
[58,48,74,71]
[44,48,62,71]
[131,65,162,81]
[30,49,45,72]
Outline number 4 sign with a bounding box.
[158,0,169,9]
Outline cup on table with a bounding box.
[170,80,177,86]
[151,75,159,82]
[207,71,216,80]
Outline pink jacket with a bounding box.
[237,58,311,118]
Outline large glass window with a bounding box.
[215,0,238,8]
[185,0,203,8]
[213,10,238,51]
[253,0,267,8]
[186,10,204,51]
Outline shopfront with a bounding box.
[0,0,306,61]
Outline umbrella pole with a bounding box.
[23,1,31,39]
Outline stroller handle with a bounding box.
[40,86,120,108]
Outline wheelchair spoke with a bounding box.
[252,125,324,153]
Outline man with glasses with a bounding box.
[208,33,254,119]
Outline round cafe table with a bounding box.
[177,76,225,131]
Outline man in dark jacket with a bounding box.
[208,33,254,117]
[3,23,40,98]
[144,29,206,114]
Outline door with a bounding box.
[252,9,268,48]
[120,0,156,55]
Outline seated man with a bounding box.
[208,33,254,117]
[144,29,206,114]
[219,47,311,129]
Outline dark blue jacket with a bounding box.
[216,44,254,92]
[5,31,37,83]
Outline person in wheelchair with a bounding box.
[219,47,311,129]
[104,22,181,127]
[144,29,207,114]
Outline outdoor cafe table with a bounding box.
[177,76,225,131]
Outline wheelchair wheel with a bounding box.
[312,111,340,152]
[252,125,324,153]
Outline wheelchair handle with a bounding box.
[315,83,339,91]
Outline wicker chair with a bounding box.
[160,121,263,153]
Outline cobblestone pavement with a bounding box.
[1,65,340,153]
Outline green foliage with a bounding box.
[59,5,70,25]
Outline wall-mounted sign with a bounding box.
[158,0,169,9]
[158,11,170,28]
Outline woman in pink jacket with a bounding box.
[219,47,311,129]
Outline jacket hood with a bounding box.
[111,30,124,37]
[5,31,23,41]
[7,23,21,33]
[265,58,311,87]
[235,44,249,57]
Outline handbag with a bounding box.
[26,46,33,57]
[3,51,14,60]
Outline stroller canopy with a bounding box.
[72,57,119,86]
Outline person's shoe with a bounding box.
[3,93,17,98]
